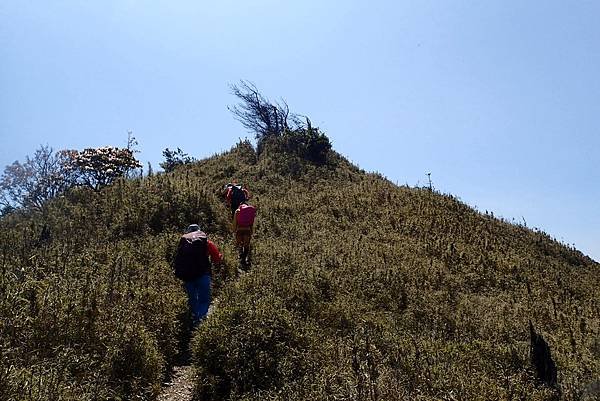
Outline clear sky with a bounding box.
[1,1,598,261]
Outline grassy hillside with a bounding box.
[0,153,241,400]
[189,141,598,400]
[1,140,598,400]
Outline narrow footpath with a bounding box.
[156,303,218,401]
[156,363,195,401]
[158,190,253,400]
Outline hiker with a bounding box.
[173,224,222,327]
[224,182,250,216]
[232,201,256,267]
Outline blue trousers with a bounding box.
[184,274,211,326]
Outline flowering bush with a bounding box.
[69,147,141,190]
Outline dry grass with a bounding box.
[191,141,599,400]
[1,139,598,400]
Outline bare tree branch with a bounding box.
[228,80,299,140]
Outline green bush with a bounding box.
[259,129,332,166]
[192,297,313,400]
[280,129,332,165]
[103,323,164,398]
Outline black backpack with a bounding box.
[230,185,247,211]
[173,231,210,281]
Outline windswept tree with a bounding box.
[160,147,195,173]
[69,146,142,190]
[228,81,332,164]
[228,80,302,142]
[0,145,77,210]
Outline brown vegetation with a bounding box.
[0,139,598,400]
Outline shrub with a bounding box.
[192,298,312,400]
[160,147,196,173]
[103,323,164,398]
[68,146,141,190]
[280,128,332,165]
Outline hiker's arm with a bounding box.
[207,240,223,265]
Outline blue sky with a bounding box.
[1,1,598,261]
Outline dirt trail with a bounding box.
[156,302,218,401]
[157,363,196,401]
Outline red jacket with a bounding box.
[207,240,222,264]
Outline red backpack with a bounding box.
[236,204,256,227]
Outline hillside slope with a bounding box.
[0,149,241,400]
[188,142,598,400]
[1,140,598,400]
